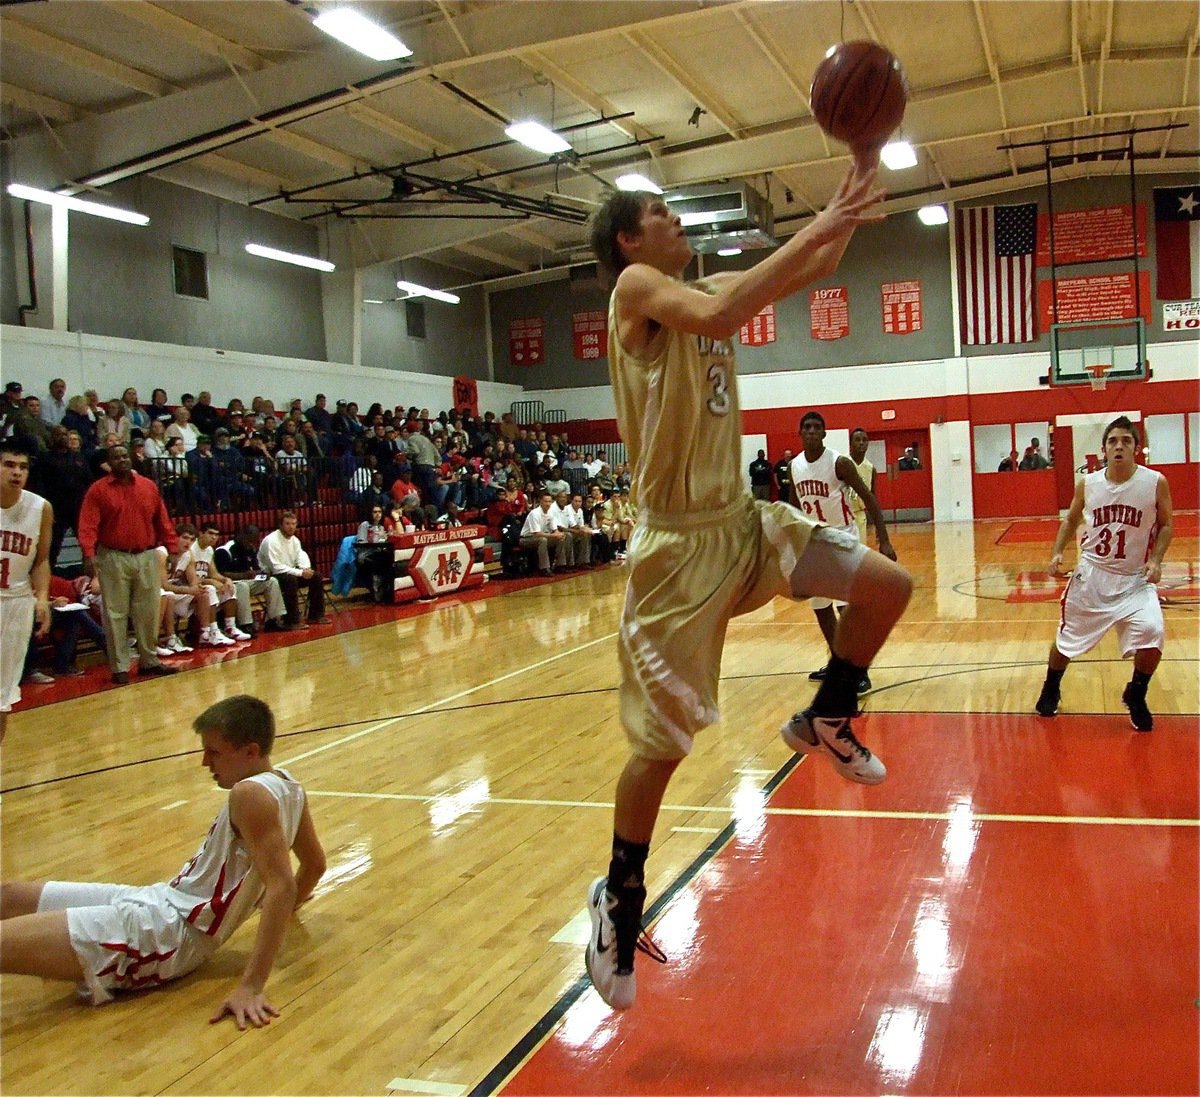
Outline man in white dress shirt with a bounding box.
[257,511,327,628]
[520,491,569,576]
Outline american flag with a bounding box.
[956,203,1037,344]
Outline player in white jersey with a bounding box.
[790,411,896,693]
[0,695,326,1029]
[848,427,877,543]
[1035,417,1174,731]
[582,150,913,1011]
[0,437,53,739]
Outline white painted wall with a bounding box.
[930,420,974,523]
[0,325,524,415]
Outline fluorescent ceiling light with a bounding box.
[363,298,385,304]
[245,243,336,272]
[615,174,663,194]
[918,205,949,226]
[312,9,412,61]
[716,248,742,257]
[678,211,716,228]
[7,182,149,225]
[396,280,460,305]
[505,121,571,155]
[881,141,918,170]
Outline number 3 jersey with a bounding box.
[1079,464,1161,581]
[608,281,743,517]
[789,448,856,535]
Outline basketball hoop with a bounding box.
[1083,363,1111,392]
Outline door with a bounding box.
[871,429,933,523]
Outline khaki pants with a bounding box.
[95,547,163,673]
[232,577,285,625]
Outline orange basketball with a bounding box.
[810,40,908,145]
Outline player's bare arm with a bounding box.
[32,501,53,637]
[835,456,896,560]
[290,798,326,908]
[1049,478,1087,576]
[1144,473,1174,584]
[210,781,297,1030]
[614,163,885,348]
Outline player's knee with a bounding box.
[851,553,912,619]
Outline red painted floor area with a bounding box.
[502,713,1199,1096]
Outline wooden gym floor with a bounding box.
[1,518,1196,1096]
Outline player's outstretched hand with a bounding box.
[1048,552,1067,577]
[211,985,280,1030]
[812,159,887,245]
[1142,559,1162,585]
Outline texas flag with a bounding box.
[1153,186,1200,300]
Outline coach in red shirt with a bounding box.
[77,444,180,684]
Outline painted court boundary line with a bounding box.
[305,789,1199,828]
[279,631,617,767]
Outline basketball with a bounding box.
[810,40,908,145]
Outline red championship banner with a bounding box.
[388,525,489,604]
[452,375,478,417]
[739,302,777,347]
[571,310,607,360]
[1037,271,1152,328]
[809,287,849,340]
[881,279,922,334]
[1036,205,1147,266]
[509,316,544,365]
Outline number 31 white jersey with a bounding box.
[1079,464,1161,577]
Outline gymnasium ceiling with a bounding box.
[1,0,1197,288]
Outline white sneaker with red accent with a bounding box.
[781,710,886,785]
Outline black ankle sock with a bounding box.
[607,834,649,894]
[1046,668,1066,687]
[811,654,866,716]
[1130,669,1152,689]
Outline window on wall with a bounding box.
[973,423,1014,473]
[172,245,208,300]
[1015,421,1052,468]
[1190,414,1200,462]
[1143,414,1186,464]
[405,299,426,339]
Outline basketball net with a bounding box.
[1083,363,1111,392]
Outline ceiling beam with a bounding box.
[435,0,473,59]
[345,100,498,176]
[506,223,557,251]
[102,1,266,71]
[197,153,298,192]
[1,16,177,98]
[971,0,1017,177]
[263,127,365,173]
[621,28,745,140]
[0,82,83,124]
[1097,0,1115,114]
[453,240,527,272]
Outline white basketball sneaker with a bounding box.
[781,710,887,785]
[225,624,253,641]
[585,877,637,1010]
[164,634,193,654]
[200,626,235,647]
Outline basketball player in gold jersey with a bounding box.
[584,150,913,1010]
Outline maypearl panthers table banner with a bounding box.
[389,525,489,603]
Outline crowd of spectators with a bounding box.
[1,377,634,572]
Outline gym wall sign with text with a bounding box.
[809,288,848,340]
[572,310,607,360]
[1163,299,1200,331]
[509,317,544,366]
[1037,272,1152,329]
[881,280,922,334]
[739,302,777,347]
[1036,205,1147,266]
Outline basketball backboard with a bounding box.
[1049,318,1148,387]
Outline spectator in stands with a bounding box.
[305,394,332,438]
[226,397,246,417]
[1019,438,1049,470]
[15,397,51,454]
[358,470,388,515]
[585,486,616,564]
[191,523,253,641]
[258,511,328,628]
[62,395,97,452]
[212,428,254,508]
[406,427,441,510]
[43,428,91,568]
[898,446,922,470]
[998,449,1019,472]
[615,463,633,491]
[357,505,388,542]
[274,434,308,506]
[388,455,420,509]
[143,418,169,460]
[383,499,415,535]
[121,388,150,437]
[610,487,636,558]
[1,380,25,438]
[98,400,131,449]
[146,388,173,428]
[214,525,288,632]
[157,435,190,511]
[190,391,221,436]
[40,378,68,428]
[562,450,585,473]
[166,406,200,452]
[437,501,465,529]
[88,432,121,480]
[129,436,153,479]
[221,411,249,446]
[298,420,325,461]
[520,490,569,577]
[593,463,616,493]
[543,468,570,498]
[186,434,219,510]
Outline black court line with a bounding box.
[467,754,804,1097]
